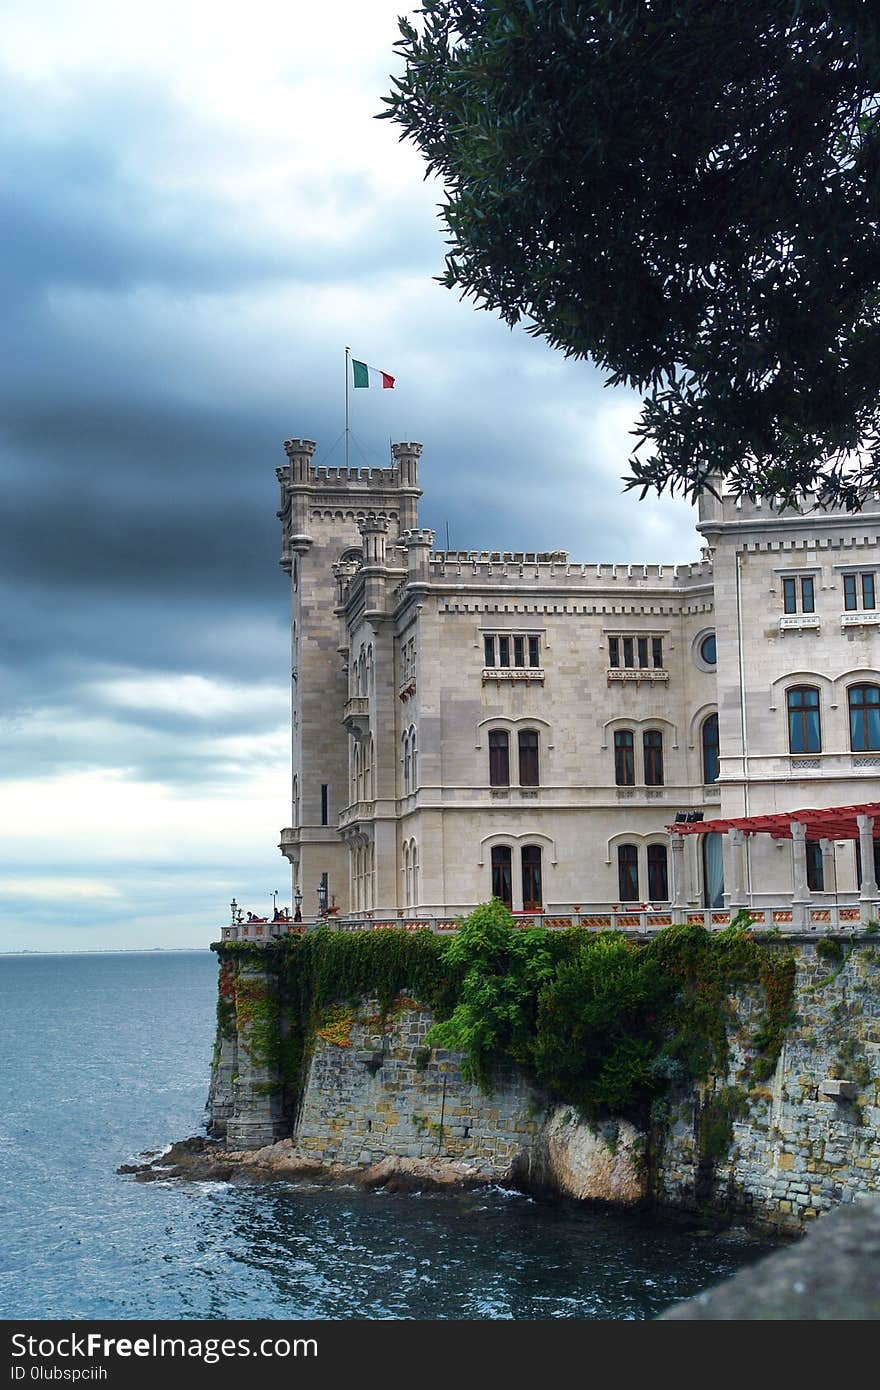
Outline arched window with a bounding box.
[409,726,418,790]
[491,845,512,907]
[489,729,510,786]
[292,775,299,828]
[354,743,363,801]
[403,842,411,906]
[518,729,539,786]
[614,730,634,786]
[787,686,821,753]
[402,733,411,792]
[701,713,719,784]
[411,841,419,906]
[647,844,668,901]
[643,730,664,786]
[617,844,639,901]
[363,736,373,799]
[848,684,880,751]
[521,845,542,911]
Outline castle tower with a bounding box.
[277,440,421,920]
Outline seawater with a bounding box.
[0,951,779,1320]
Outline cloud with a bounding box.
[0,878,122,901]
[0,0,704,950]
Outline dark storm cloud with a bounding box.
[0,10,703,949]
[0,75,436,309]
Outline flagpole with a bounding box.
[344,346,350,469]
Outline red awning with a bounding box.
[666,802,880,841]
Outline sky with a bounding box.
[0,0,701,951]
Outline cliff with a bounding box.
[207,926,880,1234]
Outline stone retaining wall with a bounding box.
[209,939,880,1231]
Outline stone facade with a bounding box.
[275,437,880,922]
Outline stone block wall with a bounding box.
[295,1001,547,1174]
[653,939,880,1232]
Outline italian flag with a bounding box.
[352,359,395,390]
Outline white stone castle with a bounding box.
[252,437,880,934]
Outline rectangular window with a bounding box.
[498,636,510,668]
[321,784,328,826]
[528,635,540,668]
[483,635,495,667]
[652,637,663,669]
[801,576,815,613]
[617,845,639,902]
[608,637,620,668]
[783,576,797,613]
[647,844,668,901]
[637,636,648,668]
[521,846,542,911]
[643,730,664,786]
[491,846,512,908]
[614,730,635,786]
[622,637,634,668]
[863,573,876,610]
[489,730,510,786]
[844,573,858,610]
[806,841,824,893]
[518,730,539,786]
[513,635,525,667]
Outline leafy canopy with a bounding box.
[382,1,880,509]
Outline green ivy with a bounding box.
[212,906,797,1123]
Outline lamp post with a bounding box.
[293,887,303,923]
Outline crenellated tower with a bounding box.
[276,439,422,920]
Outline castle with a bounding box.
[265,437,880,928]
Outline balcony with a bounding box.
[482,667,545,685]
[607,667,668,684]
[779,615,821,632]
[841,611,880,628]
[342,695,369,740]
[337,800,376,830]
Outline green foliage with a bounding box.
[282,925,456,1024]
[213,909,797,1124]
[698,1087,749,1164]
[383,2,880,508]
[817,936,845,963]
[425,899,561,1084]
[533,935,671,1111]
[232,972,281,1070]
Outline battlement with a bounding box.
[426,552,711,588]
[279,437,421,493]
[314,466,398,484]
[698,487,880,532]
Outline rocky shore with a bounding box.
[118,1134,512,1194]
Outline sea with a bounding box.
[0,950,780,1321]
